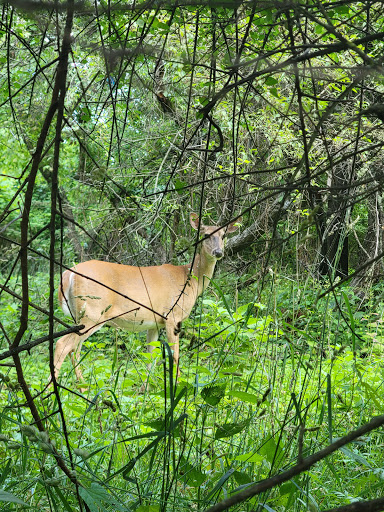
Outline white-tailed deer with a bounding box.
[53,213,240,387]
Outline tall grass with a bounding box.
[1,277,384,511]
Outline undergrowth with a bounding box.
[1,277,384,511]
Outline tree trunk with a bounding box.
[352,185,384,290]
[318,163,351,279]
[226,195,293,255]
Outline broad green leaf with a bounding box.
[215,419,250,439]
[157,21,170,32]
[269,87,279,98]
[235,451,263,463]
[201,384,226,406]
[280,481,298,496]
[265,76,278,86]
[145,418,165,430]
[174,178,186,192]
[334,5,349,14]
[179,456,205,487]
[79,483,128,512]
[233,470,252,485]
[227,391,259,404]
[259,437,284,464]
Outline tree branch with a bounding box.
[205,414,384,512]
[0,325,84,362]
[323,497,384,512]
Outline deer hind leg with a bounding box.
[70,337,87,382]
[165,321,181,379]
[53,324,102,384]
[146,328,159,372]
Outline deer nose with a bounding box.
[213,249,223,259]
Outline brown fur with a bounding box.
[52,214,241,388]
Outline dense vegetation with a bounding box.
[1,1,384,510]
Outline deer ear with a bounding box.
[190,213,200,230]
[227,217,242,233]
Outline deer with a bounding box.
[52,213,241,389]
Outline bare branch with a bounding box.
[0,325,84,361]
[205,415,384,512]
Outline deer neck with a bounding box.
[190,251,217,297]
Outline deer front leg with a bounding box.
[165,321,181,380]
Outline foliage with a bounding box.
[1,0,384,510]
[1,284,384,510]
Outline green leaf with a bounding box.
[111,413,188,481]
[0,459,12,486]
[157,22,170,32]
[227,390,259,404]
[174,178,186,192]
[264,9,273,23]
[112,340,118,374]
[280,481,297,496]
[79,483,128,512]
[334,5,349,15]
[233,470,252,485]
[0,489,29,506]
[259,437,284,464]
[80,109,91,123]
[201,383,226,406]
[215,419,250,439]
[179,456,205,487]
[265,76,278,86]
[145,418,165,430]
[269,87,279,98]
[55,486,76,512]
[208,279,234,319]
[235,451,263,463]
